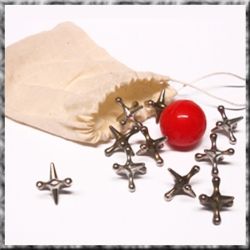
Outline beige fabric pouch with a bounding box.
[5,22,176,145]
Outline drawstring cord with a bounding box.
[169,72,246,110]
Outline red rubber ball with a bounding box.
[160,100,206,150]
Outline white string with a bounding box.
[169,72,246,108]
[176,72,245,92]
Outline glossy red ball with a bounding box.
[160,100,206,150]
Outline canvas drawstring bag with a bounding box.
[5,22,176,145]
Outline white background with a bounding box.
[5,5,246,245]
